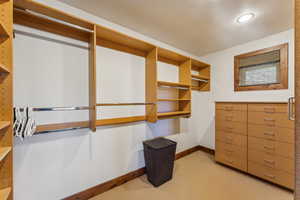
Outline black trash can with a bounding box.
[143,137,177,187]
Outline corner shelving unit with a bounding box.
[191,58,210,91]
[0,0,13,199]
[153,48,192,121]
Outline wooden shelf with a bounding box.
[158,111,191,118]
[14,9,91,43]
[191,74,209,80]
[157,81,190,89]
[158,99,190,102]
[0,121,10,130]
[0,187,11,200]
[14,0,94,30]
[0,147,11,162]
[158,47,189,66]
[191,58,210,70]
[96,25,155,57]
[0,21,9,42]
[0,64,9,73]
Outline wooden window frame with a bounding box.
[234,43,289,91]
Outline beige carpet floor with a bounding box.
[90,151,293,200]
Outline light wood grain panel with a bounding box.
[248,161,294,189]
[216,110,247,123]
[248,111,294,128]
[13,9,91,43]
[216,131,247,147]
[295,0,300,197]
[248,149,294,174]
[248,124,294,144]
[14,0,94,29]
[248,103,288,113]
[216,121,247,135]
[145,48,158,122]
[248,136,294,159]
[215,103,247,111]
[89,25,97,131]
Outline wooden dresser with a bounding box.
[215,102,295,189]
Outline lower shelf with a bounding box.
[0,187,11,200]
[157,111,191,118]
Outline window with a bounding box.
[234,43,288,91]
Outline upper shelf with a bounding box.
[191,58,210,70]
[158,48,189,66]
[158,81,190,89]
[14,0,94,30]
[95,25,156,57]
[191,74,210,81]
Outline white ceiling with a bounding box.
[59,0,293,56]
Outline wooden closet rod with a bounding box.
[96,103,155,106]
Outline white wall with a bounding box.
[198,29,295,149]
[12,1,206,200]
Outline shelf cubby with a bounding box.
[0,187,11,200]
[191,58,210,91]
[157,81,190,89]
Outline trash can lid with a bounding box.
[143,137,177,149]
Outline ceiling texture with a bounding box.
[59,0,293,56]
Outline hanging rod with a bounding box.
[96,102,155,106]
[16,106,92,112]
[159,85,190,90]
[192,77,209,83]
[35,127,88,135]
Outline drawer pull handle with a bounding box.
[264,107,275,113]
[224,149,233,153]
[225,116,233,121]
[225,127,233,130]
[264,174,276,179]
[264,159,275,165]
[264,146,275,150]
[264,132,275,136]
[264,118,275,122]
[225,106,233,111]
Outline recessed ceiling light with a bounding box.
[237,13,255,24]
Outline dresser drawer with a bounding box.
[248,149,294,174]
[248,137,294,159]
[248,124,294,144]
[216,131,247,147]
[248,104,288,113]
[215,151,247,171]
[248,111,294,128]
[216,121,247,135]
[248,161,294,189]
[216,141,247,158]
[216,103,247,111]
[216,110,247,123]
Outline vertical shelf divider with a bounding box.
[0,0,13,199]
[89,25,97,131]
[179,59,192,114]
[145,47,158,123]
